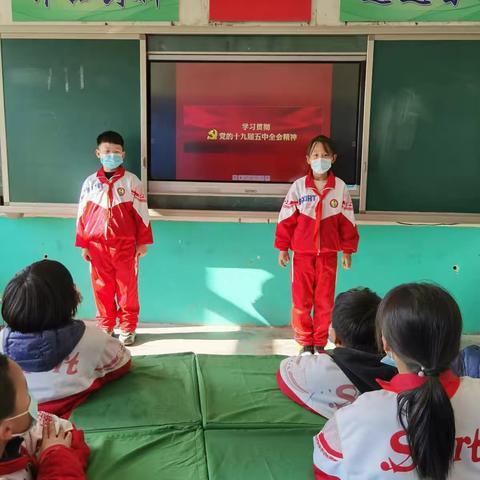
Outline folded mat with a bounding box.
[86,426,208,480]
[205,428,320,480]
[196,354,327,429]
[71,353,201,431]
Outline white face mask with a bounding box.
[311,157,332,175]
[6,395,38,437]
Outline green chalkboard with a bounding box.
[2,39,140,203]
[366,41,480,213]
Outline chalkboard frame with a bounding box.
[3,33,480,225]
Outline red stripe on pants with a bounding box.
[88,240,139,333]
[291,252,337,347]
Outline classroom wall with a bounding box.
[1,4,479,336]
[0,217,478,333]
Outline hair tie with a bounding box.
[418,366,441,377]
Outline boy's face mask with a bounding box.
[100,153,124,170]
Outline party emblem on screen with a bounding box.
[330,199,339,208]
[117,187,126,197]
[207,129,218,141]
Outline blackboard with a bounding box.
[366,41,480,214]
[2,39,140,203]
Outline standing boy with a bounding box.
[76,131,153,345]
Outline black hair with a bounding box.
[306,134,337,157]
[0,354,15,421]
[377,283,461,480]
[332,288,382,354]
[96,130,124,148]
[1,260,81,333]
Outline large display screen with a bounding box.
[149,61,363,186]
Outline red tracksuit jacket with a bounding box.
[274,172,359,254]
[75,166,153,248]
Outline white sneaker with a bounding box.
[119,331,136,346]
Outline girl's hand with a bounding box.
[278,251,290,267]
[342,253,352,270]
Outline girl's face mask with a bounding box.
[310,157,332,175]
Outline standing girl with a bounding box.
[275,135,359,355]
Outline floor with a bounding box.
[113,323,480,357]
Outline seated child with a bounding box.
[0,260,131,418]
[277,288,397,418]
[313,283,480,480]
[0,353,89,479]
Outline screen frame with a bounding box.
[148,53,366,198]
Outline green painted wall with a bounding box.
[0,218,479,333]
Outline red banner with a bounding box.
[209,0,311,22]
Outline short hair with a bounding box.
[1,260,80,333]
[331,288,382,354]
[306,134,336,157]
[96,130,124,147]
[0,354,15,421]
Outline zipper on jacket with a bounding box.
[105,180,114,240]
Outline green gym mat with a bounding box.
[86,426,208,480]
[205,428,320,480]
[71,353,202,431]
[196,355,327,429]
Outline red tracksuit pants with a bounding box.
[88,240,139,333]
[291,252,338,347]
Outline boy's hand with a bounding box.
[136,244,148,258]
[342,253,352,270]
[38,423,72,456]
[81,248,91,262]
[278,251,290,267]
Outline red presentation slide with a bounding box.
[209,0,311,22]
[176,63,333,183]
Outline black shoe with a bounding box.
[314,346,325,354]
[299,345,314,356]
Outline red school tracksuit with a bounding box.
[0,411,89,480]
[274,172,359,347]
[313,372,480,479]
[76,167,153,333]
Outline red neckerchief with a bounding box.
[305,171,336,250]
[96,167,126,219]
[376,369,460,399]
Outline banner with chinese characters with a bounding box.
[340,0,480,22]
[209,0,311,22]
[12,0,179,22]
[173,63,332,183]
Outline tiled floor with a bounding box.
[113,323,480,357]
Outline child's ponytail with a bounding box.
[398,373,455,480]
[377,283,462,480]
